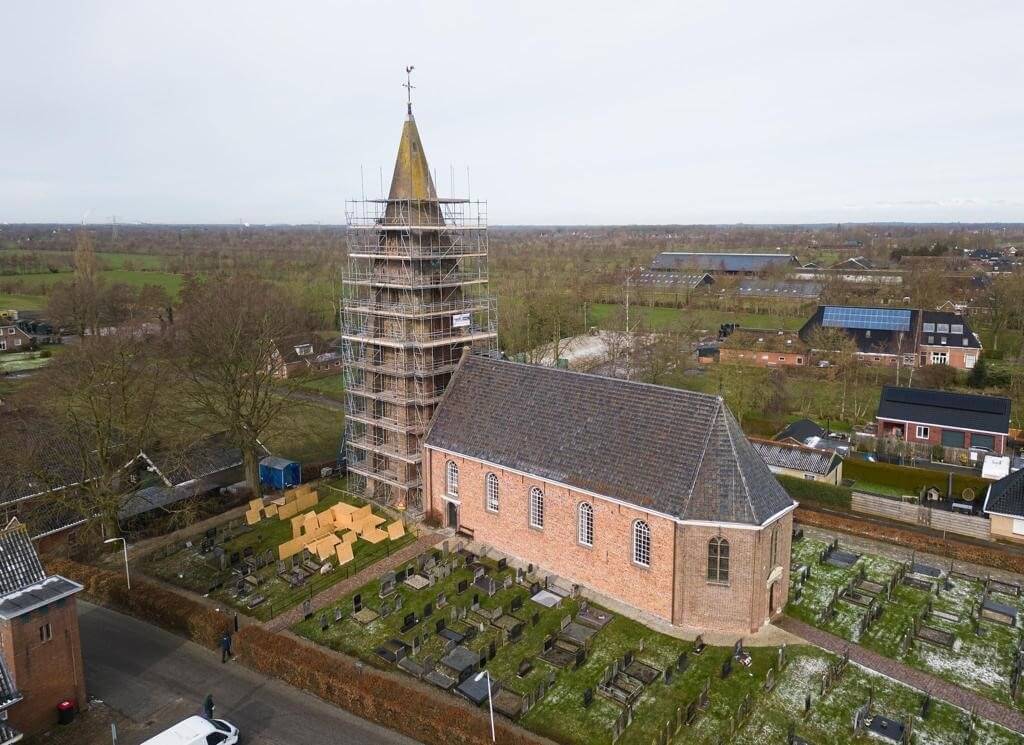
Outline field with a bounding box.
[264,400,343,465]
[0,268,184,294]
[589,303,807,333]
[295,374,346,401]
[292,545,1022,745]
[0,293,46,310]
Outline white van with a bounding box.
[139,716,240,745]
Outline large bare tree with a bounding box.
[173,274,301,496]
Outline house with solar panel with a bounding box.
[876,385,1011,457]
[0,523,86,734]
[799,305,982,370]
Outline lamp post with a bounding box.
[474,670,495,742]
[104,537,130,590]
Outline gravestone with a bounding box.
[401,612,417,632]
[583,687,594,708]
[543,635,555,652]
[380,600,393,618]
[424,602,434,618]
[320,613,329,632]
[436,618,446,634]
[664,666,674,685]
[334,606,343,623]
[230,551,240,566]
[721,657,732,679]
[303,599,313,621]
[437,592,448,609]
[489,640,497,660]
[394,594,404,611]
[693,635,705,655]
[353,593,362,613]
[511,595,523,613]
[518,658,533,678]
[379,571,397,597]
[574,647,586,669]
[216,549,229,571]
[677,652,688,672]
[532,611,540,627]
[471,594,480,611]
[497,557,507,571]
[396,567,407,583]
[457,579,469,595]
[530,581,541,595]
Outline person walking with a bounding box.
[220,630,233,663]
[202,694,215,720]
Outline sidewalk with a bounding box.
[265,532,438,632]
[776,615,1024,735]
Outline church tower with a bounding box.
[341,92,497,515]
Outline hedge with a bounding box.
[776,475,852,509]
[794,507,1024,575]
[844,459,988,499]
[47,560,547,745]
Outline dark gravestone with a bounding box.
[583,688,594,708]
[457,579,469,594]
[530,581,541,595]
[721,657,732,679]
[334,606,343,623]
[303,599,313,621]
[532,612,540,627]
[511,595,523,613]
[396,567,407,583]
[510,622,525,643]
[497,558,507,571]
[320,613,329,632]
[664,666,674,684]
[436,618,446,634]
[677,652,689,672]
[353,593,362,613]
[230,551,241,566]
[543,635,555,652]
[518,659,533,678]
[488,641,497,660]
[424,602,434,618]
[401,613,417,632]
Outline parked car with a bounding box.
[140,716,239,745]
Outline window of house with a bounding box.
[485,473,499,512]
[445,461,459,497]
[294,343,314,356]
[797,357,804,364]
[707,537,729,583]
[927,335,934,344]
[1013,518,1024,536]
[962,338,969,347]
[940,337,947,345]
[632,520,651,567]
[39,623,52,642]
[13,339,20,347]
[915,425,930,439]
[0,340,5,351]
[941,430,965,448]
[864,329,871,339]
[965,354,976,368]
[971,433,995,451]
[931,351,947,365]
[578,503,593,547]
[529,487,544,529]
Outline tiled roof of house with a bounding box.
[0,574,83,620]
[0,524,46,594]
[425,356,793,525]
[0,649,20,711]
[750,438,841,476]
[984,468,1024,518]
[774,418,826,445]
[877,385,1010,434]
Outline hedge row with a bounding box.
[236,626,544,745]
[843,459,988,498]
[47,560,547,745]
[794,507,1024,575]
[777,475,852,509]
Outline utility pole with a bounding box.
[110,215,118,242]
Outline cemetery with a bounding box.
[787,534,1024,710]
[139,479,415,620]
[291,542,1022,744]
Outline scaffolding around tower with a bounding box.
[341,173,497,516]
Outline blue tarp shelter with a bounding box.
[259,456,300,490]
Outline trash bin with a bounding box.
[57,699,76,725]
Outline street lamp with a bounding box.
[474,670,495,742]
[104,537,130,590]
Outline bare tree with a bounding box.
[172,274,301,496]
[983,272,1024,353]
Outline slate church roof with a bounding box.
[425,356,794,525]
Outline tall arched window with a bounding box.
[485,473,500,513]
[529,487,544,529]
[708,537,730,583]
[769,525,779,567]
[577,503,594,547]
[446,461,459,497]
[633,520,651,567]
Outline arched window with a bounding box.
[708,537,730,583]
[577,503,594,547]
[529,487,544,529]
[769,526,779,567]
[485,473,500,513]
[633,520,651,567]
[446,461,459,497]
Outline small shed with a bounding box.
[259,456,300,491]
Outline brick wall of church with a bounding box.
[426,447,792,634]
[425,449,677,623]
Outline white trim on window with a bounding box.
[485,472,499,513]
[577,502,593,547]
[529,487,544,529]
[445,460,459,498]
[632,520,651,567]
[915,425,930,439]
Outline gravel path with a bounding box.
[776,615,1024,735]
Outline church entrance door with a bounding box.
[446,501,459,530]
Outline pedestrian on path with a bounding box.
[202,694,215,720]
[220,630,233,663]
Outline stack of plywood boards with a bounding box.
[245,498,266,526]
[275,496,410,563]
[275,484,319,521]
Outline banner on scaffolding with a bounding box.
[452,312,471,328]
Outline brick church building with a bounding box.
[423,355,795,634]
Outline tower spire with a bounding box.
[403,65,415,117]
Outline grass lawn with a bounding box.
[295,374,345,401]
[3,269,184,295]
[0,293,46,310]
[140,480,415,622]
[788,537,1024,710]
[293,544,1022,744]
[266,399,343,464]
[589,303,806,333]
[0,350,55,374]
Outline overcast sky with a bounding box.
[2,2,1022,225]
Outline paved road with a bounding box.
[80,602,419,745]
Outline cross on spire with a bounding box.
[403,65,416,115]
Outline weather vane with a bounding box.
[403,65,416,114]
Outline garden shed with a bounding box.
[259,456,301,491]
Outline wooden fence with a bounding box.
[850,492,992,541]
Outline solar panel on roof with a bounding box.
[822,307,912,332]
[885,387,1009,415]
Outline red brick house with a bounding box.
[423,356,795,634]
[717,329,808,367]
[271,335,342,379]
[0,325,32,354]
[0,524,86,735]
[876,385,1010,456]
